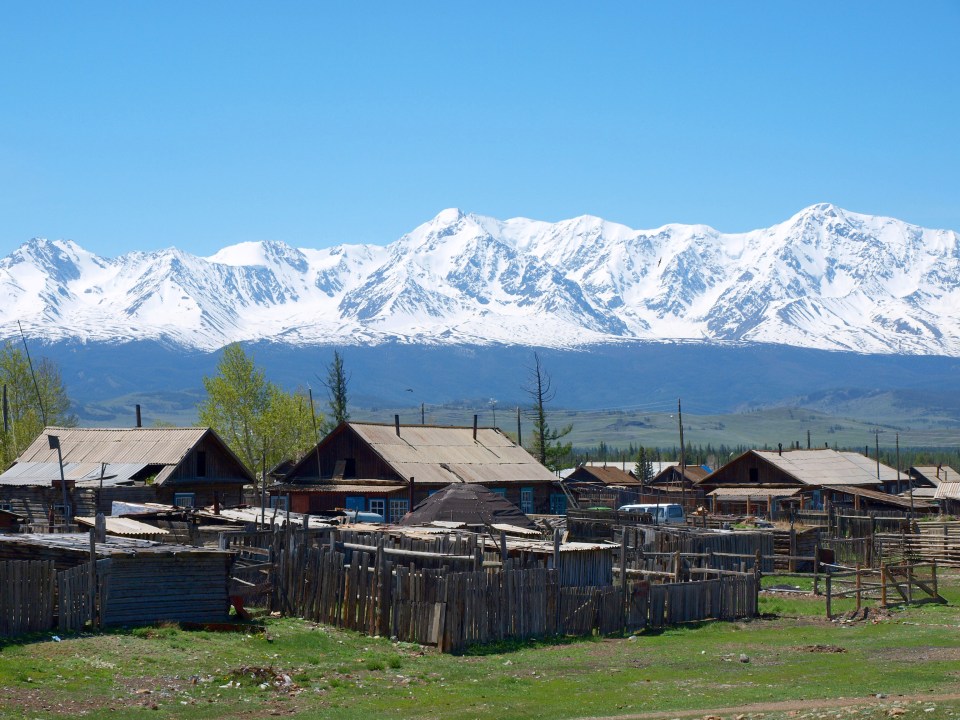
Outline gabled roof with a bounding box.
[290,422,557,486]
[651,464,710,484]
[712,449,889,487]
[400,483,539,531]
[912,466,959,487]
[3,426,253,486]
[565,465,639,486]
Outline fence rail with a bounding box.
[824,562,943,618]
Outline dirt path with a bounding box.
[575,692,960,720]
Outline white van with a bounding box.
[617,503,686,525]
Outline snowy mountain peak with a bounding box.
[2,205,959,356]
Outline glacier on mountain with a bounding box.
[2,204,959,356]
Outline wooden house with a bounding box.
[562,464,640,510]
[0,426,254,528]
[273,421,561,521]
[700,448,906,514]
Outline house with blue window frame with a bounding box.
[271,421,560,522]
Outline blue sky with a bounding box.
[1,2,958,258]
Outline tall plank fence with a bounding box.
[0,560,56,637]
[274,535,758,653]
[1,559,106,637]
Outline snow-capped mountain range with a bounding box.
[3,203,960,356]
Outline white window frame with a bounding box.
[0,501,12,512]
[269,496,288,511]
[388,498,409,523]
[368,498,386,518]
[173,493,196,508]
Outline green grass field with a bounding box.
[2,575,959,720]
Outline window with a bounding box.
[173,493,195,508]
[549,493,567,515]
[520,487,534,514]
[491,488,506,497]
[196,451,207,477]
[0,502,12,512]
[270,496,288,510]
[748,467,759,483]
[52,503,70,521]
[368,499,386,518]
[388,498,409,523]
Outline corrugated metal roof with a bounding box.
[935,482,960,501]
[822,484,936,509]
[16,427,208,465]
[74,516,169,537]
[0,461,152,487]
[708,487,801,499]
[350,423,556,484]
[751,449,887,487]
[276,483,407,495]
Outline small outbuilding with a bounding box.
[399,483,540,533]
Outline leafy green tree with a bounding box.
[0,341,76,469]
[198,344,319,476]
[524,352,572,472]
[320,349,349,432]
[634,447,655,484]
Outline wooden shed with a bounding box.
[0,533,234,626]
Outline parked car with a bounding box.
[617,503,686,525]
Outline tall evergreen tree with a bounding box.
[634,447,655,484]
[321,349,349,431]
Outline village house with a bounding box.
[272,420,560,521]
[561,464,640,510]
[0,426,254,528]
[700,448,935,515]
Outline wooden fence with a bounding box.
[824,562,943,618]
[876,531,960,567]
[274,533,758,652]
[0,559,101,637]
[0,560,56,637]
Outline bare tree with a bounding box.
[524,352,572,471]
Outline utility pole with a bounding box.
[48,434,70,528]
[678,398,686,512]
[875,429,880,480]
[516,406,522,447]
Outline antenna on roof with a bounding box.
[17,321,46,427]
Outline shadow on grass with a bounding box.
[456,633,601,657]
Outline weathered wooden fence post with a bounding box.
[855,563,862,612]
[825,575,832,619]
[880,564,887,607]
